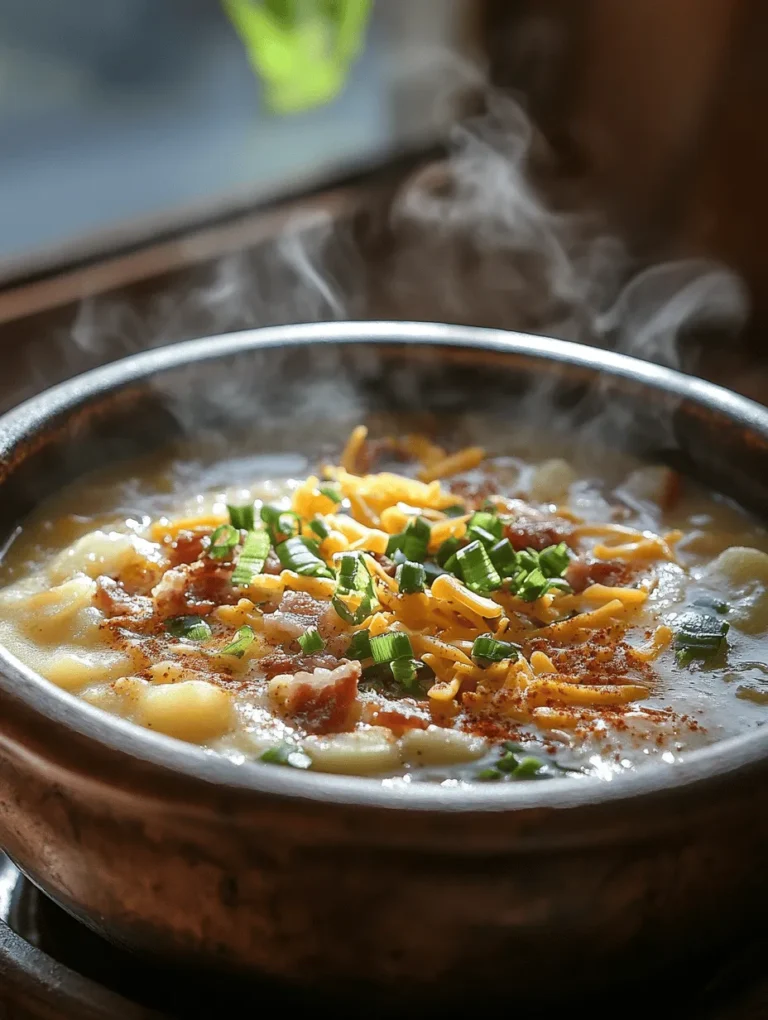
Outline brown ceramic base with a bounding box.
[0,851,766,1020]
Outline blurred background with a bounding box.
[0,0,472,276]
[1,0,767,399]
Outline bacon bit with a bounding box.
[262,589,351,653]
[449,477,498,509]
[94,576,153,619]
[166,528,212,567]
[262,548,282,575]
[361,697,431,735]
[565,558,639,593]
[269,661,361,734]
[152,560,238,618]
[261,589,323,643]
[257,649,342,680]
[503,510,575,552]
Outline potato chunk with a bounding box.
[138,680,233,743]
[528,459,576,503]
[700,546,768,634]
[303,726,401,774]
[49,531,166,592]
[400,726,488,766]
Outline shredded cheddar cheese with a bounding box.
[418,446,485,482]
[157,427,680,749]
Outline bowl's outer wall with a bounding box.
[0,326,767,1002]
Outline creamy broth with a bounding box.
[1,424,767,786]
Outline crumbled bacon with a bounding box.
[269,661,361,734]
[261,589,320,643]
[504,514,575,552]
[262,589,350,652]
[449,477,497,509]
[361,697,430,735]
[565,558,638,593]
[151,560,238,618]
[93,575,153,618]
[263,549,282,575]
[258,649,342,680]
[166,528,212,567]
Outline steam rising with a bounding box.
[61,72,749,450]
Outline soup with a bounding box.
[0,424,767,785]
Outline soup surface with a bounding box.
[1,423,767,785]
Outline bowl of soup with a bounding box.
[0,322,766,1007]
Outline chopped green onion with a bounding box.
[443,504,467,518]
[166,615,212,641]
[298,627,325,654]
[260,742,312,769]
[693,596,730,615]
[318,484,342,504]
[336,551,371,592]
[208,524,239,560]
[674,610,729,666]
[467,510,503,545]
[455,540,501,594]
[390,656,420,690]
[276,536,334,578]
[370,631,414,664]
[471,634,521,666]
[517,548,540,573]
[489,538,518,577]
[469,526,498,547]
[476,744,567,782]
[502,542,570,599]
[436,536,462,567]
[260,504,301,543]
[221,625,255,658]
[308,516,330,541]
[442,551,461,577]
[496,750,520,773]
[423,561,447,585]
[396,560,426,595]
[502,740,524,754]
[386,516,431,562]
[332,552,376,625]
[544,577,572,593]
[511,756,545,780]
[390,547,408,567]
[346,629,372,661]
[516,566,549,602]
[538,542,570,578]
[227,504,255,530]
[332,591,373,625]
[231,529,271,586]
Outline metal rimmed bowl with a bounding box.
[0,322,767,1009]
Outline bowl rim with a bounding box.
[2,319,768,815]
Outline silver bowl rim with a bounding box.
[1,319,767,815]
